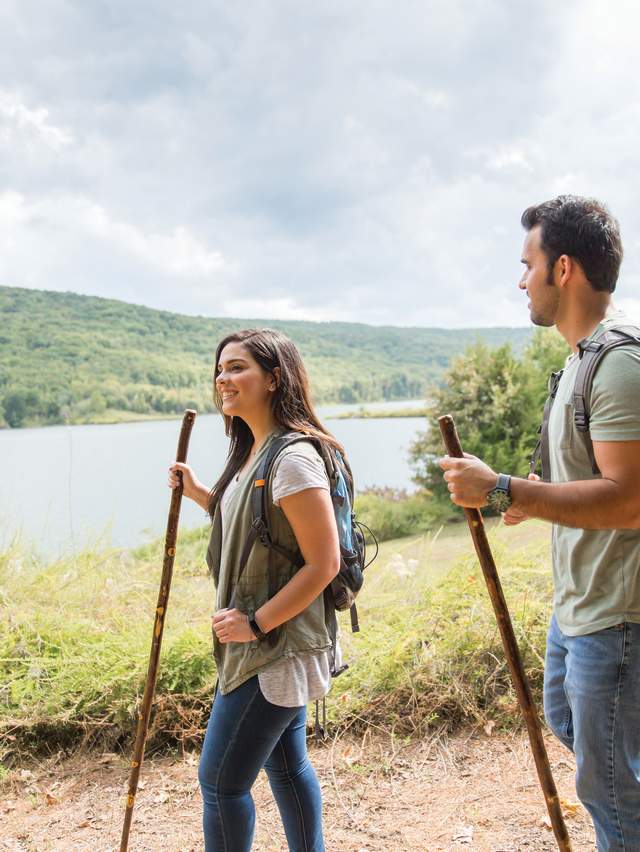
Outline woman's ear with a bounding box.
[270,366,281,391]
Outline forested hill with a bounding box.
[0,286,531,428]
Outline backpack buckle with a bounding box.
[577,338,604,357]
[548,369,563,394]
[251,518,272,547]
[574,409,588,431]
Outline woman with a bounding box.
[168,328,342,852]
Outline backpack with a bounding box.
[234,432,378,735]
[530,324,640,481]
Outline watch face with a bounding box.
[487,489,512,513]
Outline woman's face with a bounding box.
[215,341,276,420]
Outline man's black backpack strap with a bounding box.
[531,325,640,481]
[529,369,564,482]
[572,327,640,475]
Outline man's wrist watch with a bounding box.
[486,473,512,512]
[248,615,268,641]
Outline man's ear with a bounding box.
[556,254,573,288]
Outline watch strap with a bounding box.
[495,473,511,494]
[248,616,267,641]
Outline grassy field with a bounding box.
[0,518,553,763]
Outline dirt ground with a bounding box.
[1,729,595,852]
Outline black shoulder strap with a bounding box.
[531,324,640,480]
[230,433,335,605]
[573,326,640,475]
[253,433,338,525]
[530,369,564,481]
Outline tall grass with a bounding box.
[0,520,553,760]
[355,488,454,542]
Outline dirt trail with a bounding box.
[2,730,594,851]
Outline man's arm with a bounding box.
[440,440,640,530]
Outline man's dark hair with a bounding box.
[521,195,623,293]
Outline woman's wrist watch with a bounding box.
[486,473,512,512]
[248,615,268,641]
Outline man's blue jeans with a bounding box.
[544,614,640,850]
[198,675,325,852]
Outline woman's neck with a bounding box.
[244,410,278,455]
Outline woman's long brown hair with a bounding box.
[208,328,344,516]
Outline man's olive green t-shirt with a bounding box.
[548,311,640,636]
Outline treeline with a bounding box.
[410,328,571,500]
[348,329,571,538]
[0,286,532,428]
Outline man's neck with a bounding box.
[556,294,615,351]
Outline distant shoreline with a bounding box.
[328,406,428,420]
[0,400,429,431]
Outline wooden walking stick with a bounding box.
[438,415,572,852]
[120,409,197,852]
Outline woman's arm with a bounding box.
[168,462,210,511]
[212,486,340,643]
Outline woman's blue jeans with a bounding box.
[198,676,325,852]
[544,614,640,851]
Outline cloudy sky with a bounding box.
[1,0,639,328]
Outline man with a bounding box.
[440,195,640,851]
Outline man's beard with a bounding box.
[530,310,555,328]
[529,269,557,327]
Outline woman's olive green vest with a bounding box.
[206,431,332,694]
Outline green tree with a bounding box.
[2,390,41,428]
[409,343,539,504]
[88,390,107,415]
[0,285,532,428]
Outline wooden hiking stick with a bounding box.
[120,409,197,852]
[438,415,572,852]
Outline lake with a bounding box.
[0,401,428,559]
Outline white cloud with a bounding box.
[486,147,533,173]
[0,90,73,149]
[422,89,449,109]
[0,1,639,328]
[0,192,232,305]
[616,298,640,323]
[222,297,337,322]
[82,205,228,279]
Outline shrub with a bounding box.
[355,488,453,543]
[1,520,553,756]
[409,329,570,505]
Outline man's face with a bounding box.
[518,225,560,327]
